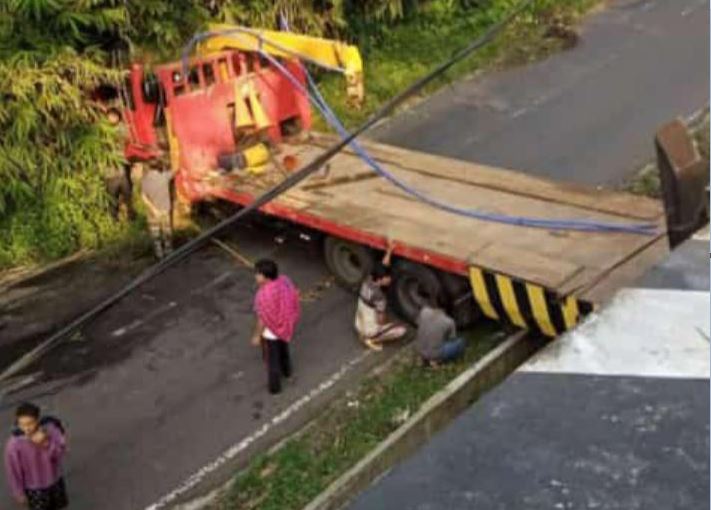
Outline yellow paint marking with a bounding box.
[526,284,557,336]
[469,267,498,319]
[495,275,527,328]
[562,295,580,330]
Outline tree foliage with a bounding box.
[1,0,560,268]
[0,0,130,266]
[0,0,441,267]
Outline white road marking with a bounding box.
[111,301,178,337]
[522,288,710,379]
[145,350,372,510]
[190,270,235,295]
[110,270,236,338]
[692,228,709,241]
[681,0,705,17]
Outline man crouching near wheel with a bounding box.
[355,241,408,351]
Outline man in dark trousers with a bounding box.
[251,259,301,394]
[141,159,174,259]
[4,402,68,510]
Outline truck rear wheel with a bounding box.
[392,261,443,324]
[324,236,374,290]
[440,273,481,329]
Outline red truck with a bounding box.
[116,26,668,336]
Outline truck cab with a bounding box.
[123,50,312,203]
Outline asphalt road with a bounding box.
[1,0,708,508]
[373,0,709,185]
[349,372,710,510]
[1,223,406,509]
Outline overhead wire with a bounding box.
[0,0,635,383]
[261,18,658,235]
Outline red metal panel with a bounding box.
[166,72,237,184]
[154,52,311,199]
[123,64,160,161]
[251,60,312,142]
[209,187,469,276]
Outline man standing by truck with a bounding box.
[141,160,173,259]
[355,241,408,351]
[251,259,301,395]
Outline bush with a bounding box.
[0,0,595,269]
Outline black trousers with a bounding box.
[262,338,292,394]
[106,165,135,220]
[25,478,68,510]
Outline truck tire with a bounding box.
[392,261,443,324]
[440,273,481,329]
[324,236,374,290]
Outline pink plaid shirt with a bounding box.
[254,275,301,341]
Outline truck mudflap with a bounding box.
[469,266,594,337]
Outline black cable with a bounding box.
[0,0,534,382]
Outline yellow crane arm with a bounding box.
[197,23,364,107]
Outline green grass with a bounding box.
[216,324,501,510]
[314,0,599,130]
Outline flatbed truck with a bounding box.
[116,28,668,337]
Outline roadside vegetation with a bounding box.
[1,0,597,270]
[317,0,597,129]
[215,325,502,510]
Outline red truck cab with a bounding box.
[123,51,312,203]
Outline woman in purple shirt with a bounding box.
[4,402,68,510]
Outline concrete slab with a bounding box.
[523,288,710,379]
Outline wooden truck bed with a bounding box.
[207,135,668,306]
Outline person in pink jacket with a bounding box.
[251,259,301,394]
[4,402,68,510]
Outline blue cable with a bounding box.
[257,50,657,235]
[182,29,656,235]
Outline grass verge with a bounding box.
[214,324,502,510]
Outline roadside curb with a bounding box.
[301,330,541,510]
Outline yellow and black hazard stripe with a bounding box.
[469,266,593,337]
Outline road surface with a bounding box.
[1,0,707,508]
[373,0,709,185]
